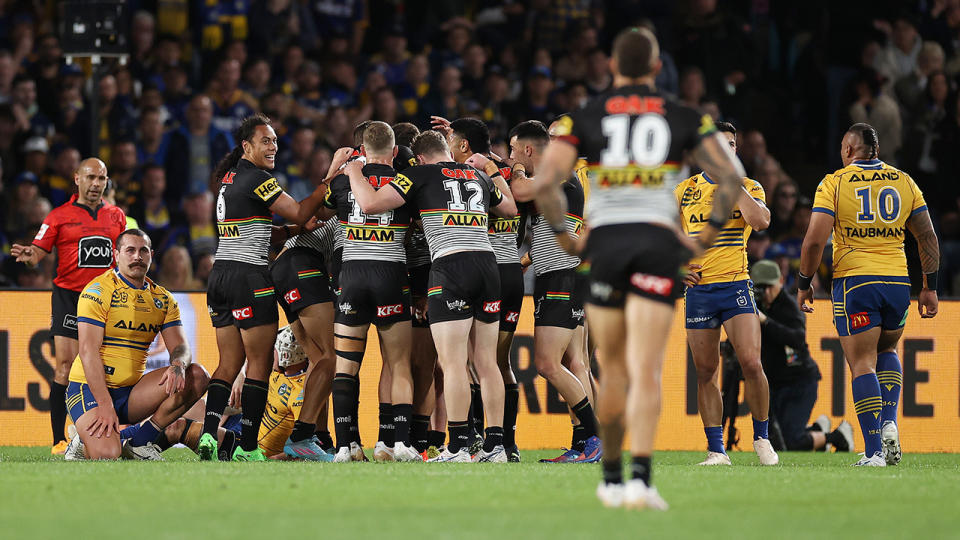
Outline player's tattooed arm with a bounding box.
[532,139,578,234]
[692,133,747,248]
[170,343,191,369]
[907,209,941,278]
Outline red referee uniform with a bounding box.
[33,194,126,338]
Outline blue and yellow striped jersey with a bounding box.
[812,159,926,278]
[69,268,182,388]
[675,173,766,284]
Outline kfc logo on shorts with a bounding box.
[505,311,520,323]
[77,236,113,268]
[630,273,674,297]
[232,306,253,320]
[284,289,301,304]
[377,304,403,317]
[849,311,871,330]
[483,300,501,313]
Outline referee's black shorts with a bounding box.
[207,260,279,329]
[51,285,81,339]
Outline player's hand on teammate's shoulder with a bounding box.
[430,116,452,137]
[329,147,355,177]
[344,159,363,176]
[682,264,703,288]
[918,288,938,318]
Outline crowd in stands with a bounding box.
[1,0,960,295]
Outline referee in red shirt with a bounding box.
[11,158,127,454]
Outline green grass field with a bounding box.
[2,447,958,539]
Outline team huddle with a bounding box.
[16,27,940,511]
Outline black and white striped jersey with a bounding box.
[531,175,585,276]
[214,158,284,266]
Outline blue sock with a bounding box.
[852,373,883,457]
[876,352,902,425]
[119,424,138,440]
[704,426,725,453]
[130,420,163,447]
[752,417,769,441]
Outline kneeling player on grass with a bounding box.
[65,229,208,460]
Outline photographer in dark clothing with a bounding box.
[752,260,854,452]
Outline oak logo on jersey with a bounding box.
[77,236,113,268]
[604,95,665,115]
[218,223,240,237]
[344,225,395,242]
[442,212,487,228]
[441,168,479,180]
[255,177,281,201]
[113,320,161,333]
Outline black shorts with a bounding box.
[498,263,524,333]
[51,285,81,339]
[408,264,431,329]
[328,247,343,297]
[207,260,279,329]
[583,224,689,307]
[271,247,333,321]
[533,268,586,329]
[427,251,501,324]
[336,261,411,327]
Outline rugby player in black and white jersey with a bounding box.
[197,114,332,462]
[316,121,422,462]
[507,119,600,464]
[345,130,517,462]
[532,28,748,508]
[267,145,354,460]
[431,116,524,461]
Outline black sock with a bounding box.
[349,374,361,444]
[239,378,269,451]
[218,430,239,461]
[378,402,395,445]
[630,455,652,486]
[332,373,356,449]
[177,419,194,445]
[602,458,623,485]
[155,430,173,451]
[447,421,471,453]
[483,426,503,452]
[571,397,598,438]
[291,420,316,443]
[826,429,850,452]
[503,383,519,448]
[392,404,413,446]
[50,381,68,444]
[203,379,232,437]
[808,423,823,432]
[428,429,446,448]
[314,429,334,451]
[572,424,587,452]
[411,415,431,452]
[469,384,484,433]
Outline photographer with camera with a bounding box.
[752,260,854,452]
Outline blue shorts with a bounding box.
[684,279,757,329]
[831,275,910,337]
[65,382,133,425]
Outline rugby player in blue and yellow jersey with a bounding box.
[65,229,210,460]
[675,122,778,466]
[798,123,939,466]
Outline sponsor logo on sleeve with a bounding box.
[35,224,49,241]
[255,177,282,201]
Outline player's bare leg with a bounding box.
[379,321,419,460]
[723,312,776,464]
[497,329,521,460]
[288,304,335,446]
[51,336,79,452]
[428,318,475,460]
[587,303,628,504]
[166,418,240,458]
[332,322,368,461]
[411,326,437,452]
[471,319,505,460]
[229,323,278,460]
[687,327,728,464]
[197,325,246,460]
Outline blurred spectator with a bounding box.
[11,74,53,139]
[460,42,488,103]
[21,136,48,177]
[325,56,359,109]
[767,195,813,292]
[157,245,203,291]
[129,163,178,243]
[584,48,611,95]
[678,66,706,109]
[310,0,366,55]
[293,60,326,124]
[3,171,39,239]
[372,87,400,125]
[753,156,783,198]
[554,24,598,83]
[92,74,137,161]
[167,95,234,200]
[40,145,79,206]
[894,41,945,123]
[136,107,171,166]
[160,191,217,258]
[248,0,319,60]
[420,66,472,123]
[372,23,411,87]
[849,69,902,164]
[275,125,316,201]
[479,68,512,141]
[277,43,304,93]
[161,65,192,127]
[195,252,216,287]
[320,106,352,149]
[0,50,17,103]
[26,33,61,119]
[396,54,431,121]
[902,71,950,204]
[739,129,768,178]
[509,67,560,127]
[934,91,960,209]
[129,11,156,81]
[768,179,800,241]
[431,20,472,73]
[746,229,771,267]
[109,139,139,211]
[873,14,923,86]
[241,57,272,101]
[208,58,259,134]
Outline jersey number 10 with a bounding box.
[600,114,671,167]
[855,185,901,223]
